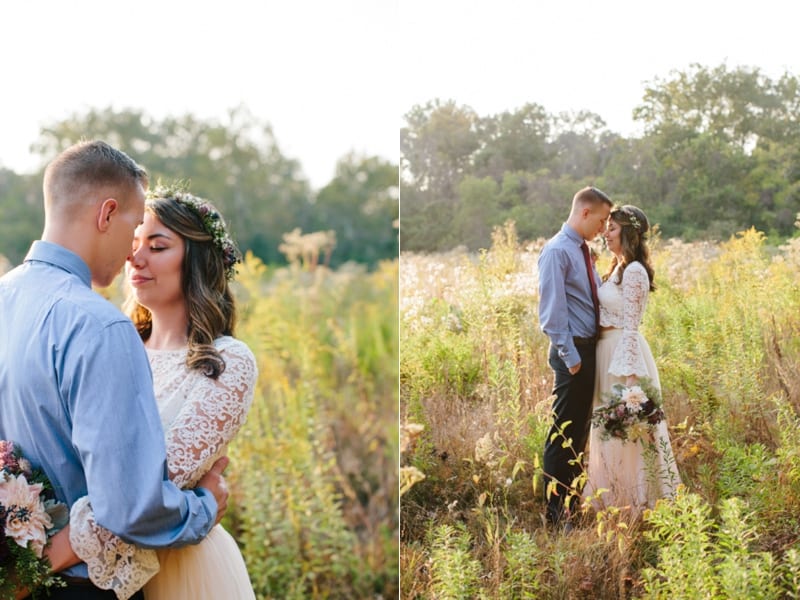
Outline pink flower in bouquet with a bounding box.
[0,441,20,473]
[0,473,53,557]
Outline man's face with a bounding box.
[94,184,146,288]
[584,203,611,240]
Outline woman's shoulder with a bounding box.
[215,335,253,354]
[215,336,257,365]
[623,261,647,276]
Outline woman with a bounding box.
[583,205,681,514]
[55,184,257,599]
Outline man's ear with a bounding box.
[97,198,119,232]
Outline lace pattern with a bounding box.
[69,336,257,598]
[598,262,650,377]
[152,337,257,488]
[70,498,160,600]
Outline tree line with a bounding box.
[0,105,398,269]
[400,63,800,252]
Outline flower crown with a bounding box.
[149,185,241,280]
[617,207,643,232]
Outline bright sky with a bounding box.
[0,1,398,190]
[400,0,800,138]
[4,2,798,192]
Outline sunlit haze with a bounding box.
[0,0,398,190]
[400,0,800,137]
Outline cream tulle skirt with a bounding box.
[143,524,255,600]
[583,328,681,514]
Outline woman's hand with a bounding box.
[625,375,639,387]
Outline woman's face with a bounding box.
[604,217,623,257]
[126,211,185,310]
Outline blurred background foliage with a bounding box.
[0,104,398,270]
[401,62,800,251]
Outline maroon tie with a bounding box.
[580,241,600,327]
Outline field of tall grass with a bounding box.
[229,254,399,599]
[400,221,800,598]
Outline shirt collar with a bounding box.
[24,240,92,288]
[561,223,584,245]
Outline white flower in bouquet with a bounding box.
[592,377,665,442]
[0,473,53,557]
[621,385,647,411]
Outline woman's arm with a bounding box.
[165,341,257,489]
[45,525,81,573]
[609,263,650,378]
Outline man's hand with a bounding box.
[198,456,230,525]
[568,362,582,375]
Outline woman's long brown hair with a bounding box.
[603,205,656,292]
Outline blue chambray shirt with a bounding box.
[537,223,600,369]
[0,241,217,578]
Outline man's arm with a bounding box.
[69,321,219,548]
[538,248,580,368]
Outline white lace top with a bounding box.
[598,261,650,378]
[69,336,257,599]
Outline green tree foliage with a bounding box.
[400,99,480,202]
[401,101,615,252]
[0,106,398,269]
[472,102,551,179]
[0,169,42,265]
[306,153,398,268]
[402,63,800,251]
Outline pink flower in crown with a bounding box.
[0,473,53,557]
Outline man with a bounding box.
[0,140,228,599]
[538,185,612,528]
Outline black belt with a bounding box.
[573,336,597,346]
[60,576,102,587]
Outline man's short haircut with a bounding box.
[43,140,148,210]
[573,185,612,209]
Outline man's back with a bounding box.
[0,242,146,508]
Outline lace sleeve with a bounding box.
[166,339,257,489]
[608,263,650,377]
[69,497,159,600]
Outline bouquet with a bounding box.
[0,440,68,597]
[591,378,665,442]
